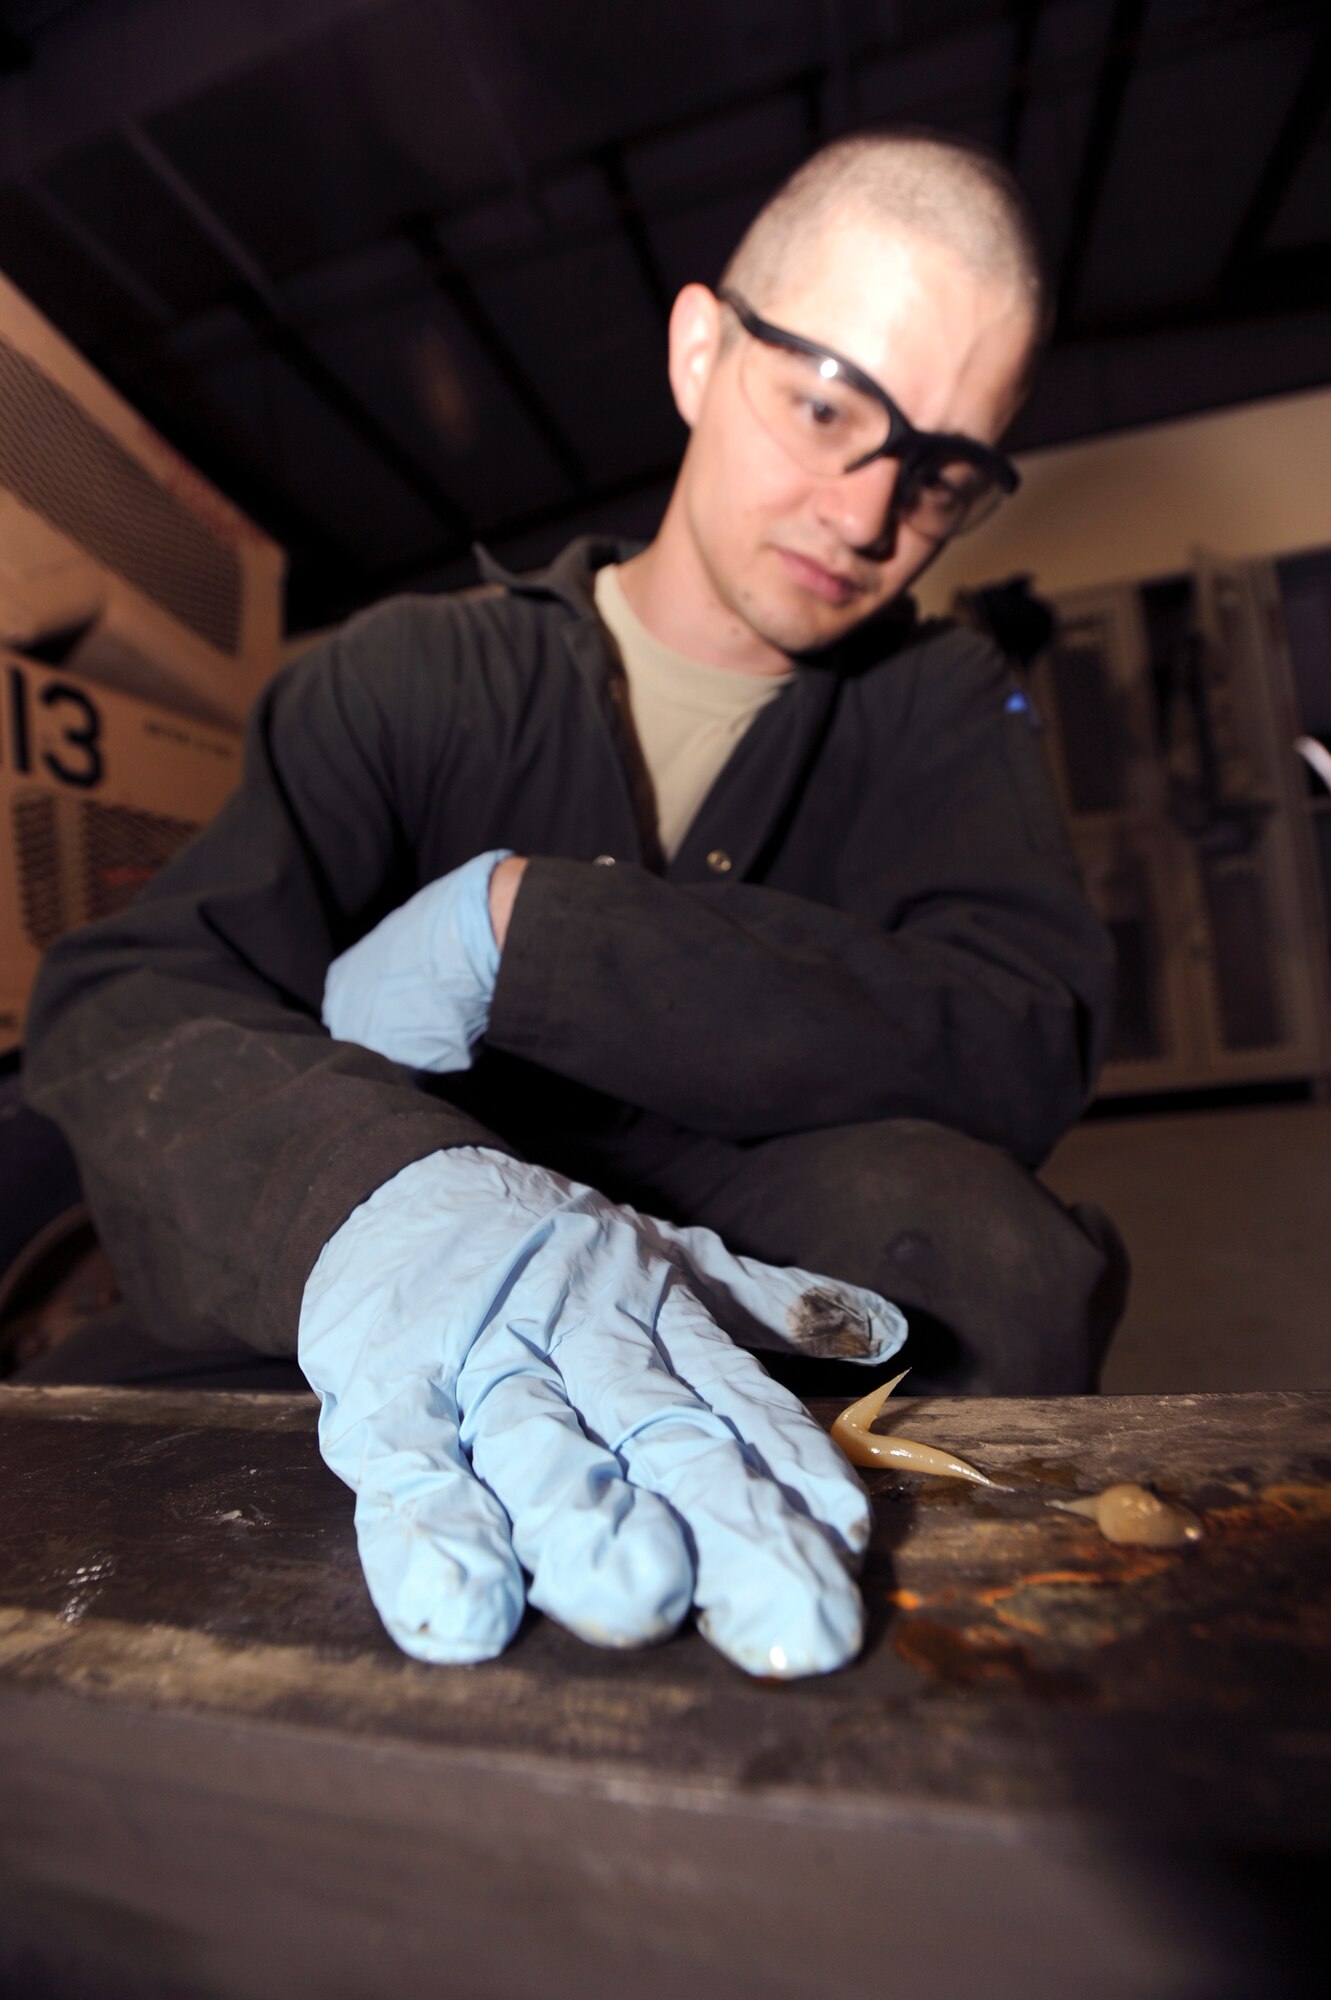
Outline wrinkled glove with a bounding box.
[299,1147,906,1678]
[321,848,512,1072]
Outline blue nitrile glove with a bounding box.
[299,1147,907,1678]
[321,848,513,1071]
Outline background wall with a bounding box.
[915,383,1331,611]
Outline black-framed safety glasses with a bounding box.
[717,286,1020,543]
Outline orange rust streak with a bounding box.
[978,1570,1095,1601]
[893,1619,1023,1684]
[987,1594,1115,1640]
[1203,1488,1331,1537]
[1259,1482,1331,1518]
[977,1553,1175,1609]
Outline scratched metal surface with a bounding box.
[1,1383,1329,1841]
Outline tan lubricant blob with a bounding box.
[831,1372,998,1486]
[831,1379,1204,1547]
[1060,1483,1202,1547]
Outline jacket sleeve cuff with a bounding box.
[489,855,631,1070]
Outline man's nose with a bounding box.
[813,457,903,563]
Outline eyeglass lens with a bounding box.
[737,339,1003,540]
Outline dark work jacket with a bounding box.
[22,536,1114,1356]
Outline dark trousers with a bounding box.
[611,1119,1125,1397]
[10,1103,1127,1397]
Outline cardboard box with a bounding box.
[1,647,241,1052]
[0,267,285,729]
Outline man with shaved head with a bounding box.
[23,129,1123,1679]
[625,128,1046,672]
[725,128,1046,331]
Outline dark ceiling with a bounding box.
[1,0,1328,630]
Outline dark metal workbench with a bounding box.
[1,1384,1328,1999]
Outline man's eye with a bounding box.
[793,394,844,429]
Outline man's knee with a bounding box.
[697,1120,1128,1396]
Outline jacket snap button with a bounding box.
[707,849,733,874]
[592,853,616,866]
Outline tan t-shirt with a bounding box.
[594,563,794,860]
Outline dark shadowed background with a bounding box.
[0,0,1328,631]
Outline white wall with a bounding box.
[915,384,1331,614]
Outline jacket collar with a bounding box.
[472,536,639,617]
[474,535,920,884]
[473,534,920,674]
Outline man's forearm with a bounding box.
[328,839,1107,1170]
[486,855,1112,1167]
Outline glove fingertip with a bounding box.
[356,1502,527,1666]
[384,1594,523,1666]
[704,1593,866,1680]
[528,1499,695,1650]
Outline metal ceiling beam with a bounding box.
[15,0,1289,366]
[77,2,1189,383]
[80,1,1323,411]
[403,215,588,493]
[796,64,827,149]
[821,0,856,137]
[1237,239,1331,315]
[93,150,797,383]
[117,122,279,311]
[1055,0,1148,327]
[595,142,674,328]
[1058,241,1331,344]
[0,19,32,74]
[427,0,552,235]
[119,121,475,539]
[0,0,395,182]
[20,176,176,326]
[517,0,1239,202]
[1002,3,1043,165]
[1217,15,1331,295]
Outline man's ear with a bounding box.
[667,284,723,429]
